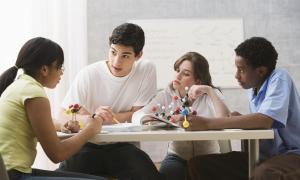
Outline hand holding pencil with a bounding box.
[94,106,120,124]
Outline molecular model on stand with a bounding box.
[151,87,197,128]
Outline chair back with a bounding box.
[0,154,9,180]
[218,140,232,153]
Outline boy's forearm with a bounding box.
[207,113,273,130]
[114,111,133,123]
[115,106,143,123]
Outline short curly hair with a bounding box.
[234,37,278,72]
[109,23,145,55]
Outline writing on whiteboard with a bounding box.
[129,19,244,88]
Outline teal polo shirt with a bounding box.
[248,68,300,160]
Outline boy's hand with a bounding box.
[171,114,182,123]
[230,111,242,117]
[95,106,115,124]
[180,115,210,131]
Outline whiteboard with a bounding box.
[129,19,244,88]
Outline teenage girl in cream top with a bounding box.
[132,52,230,180]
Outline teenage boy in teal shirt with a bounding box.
[186,37,300,180]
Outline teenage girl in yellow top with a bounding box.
[0,37,105,180]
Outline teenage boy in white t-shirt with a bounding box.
[58,23,163,180]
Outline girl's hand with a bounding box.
[188,85,212,100]
[61,120,80,133]
[84,115,103,134]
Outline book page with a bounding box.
[141,114,181,128]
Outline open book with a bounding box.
[140,114,181,128]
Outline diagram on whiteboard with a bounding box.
[129,19,244,88]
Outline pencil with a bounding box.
[113,117,120,124]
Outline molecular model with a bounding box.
[151,87,197,128]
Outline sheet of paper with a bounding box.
[102,123,143,132]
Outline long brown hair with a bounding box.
[173,52,218,89]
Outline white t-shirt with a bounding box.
[132,85,223,160]
[62,60,157,117]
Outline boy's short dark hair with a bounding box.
[109,23,145,55]
[234,37,278,72]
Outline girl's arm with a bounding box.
[206,87,230,117]
[189,85,230,117]
[131,91,166,124]
[25,97,102,163]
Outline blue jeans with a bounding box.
[58,142,164,180]
[159,153,187,180]
[8,168,106,180]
